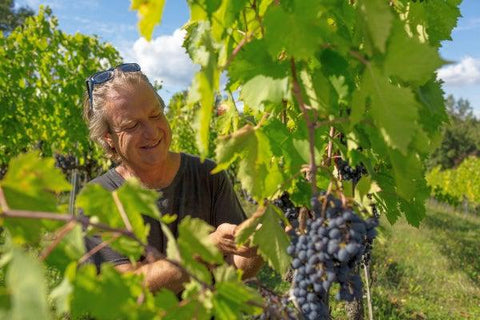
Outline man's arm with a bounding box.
[115,259,189,294]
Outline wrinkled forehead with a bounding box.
[105,82,162,119]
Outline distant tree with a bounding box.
[0,0,34,33]
[428,95,480,169]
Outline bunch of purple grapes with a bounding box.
[54,154,77,171]
[273,192,299,222]
[287,194,378,319]
[0,166,6,180]
[336,159,367,184]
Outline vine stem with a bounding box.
[78,233,121,265]
[0,186,217,293]
[222,25,261,69]
[0,187,266,310]
[39,219,76,261]
[363,262,374,320]
[112,191,133,232]
[290,58,317,196]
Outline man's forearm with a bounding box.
[116,259,189,294]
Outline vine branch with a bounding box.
[290,58,318,195]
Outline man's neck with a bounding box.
[115,152,181,189]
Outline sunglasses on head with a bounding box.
[85,63,141,117]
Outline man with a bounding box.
[83,63,262,293]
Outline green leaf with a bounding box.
[71,264,144,319]
[1,152,70,212]
[50,272,74,316]
[408,0,462,46]
[213,265,240,283]
[358,0,393,53]
[185,22,220,159]
[363,67,419,154]
[154,289,179,313]
[160,221,181,262]
[264,2,327,60]
[45,224,85,272]
[177,216,223,265]
[251,206,291,274]
[235,207,264,246]
[214,125,283,200]
[240,75,289,109]
[76,181,150,260]
[1,153,69,244]
[6,247,50,320]
[117,179,161,221]
[228,39,288,84]
[385,23,444,85]
[163,299,210,320]
[213,281,263,319]
[130,0,166,41]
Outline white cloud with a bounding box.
[437,56,480,86]
[121,29,198,89]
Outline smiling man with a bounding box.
[82,63,262,293]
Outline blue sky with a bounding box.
[17,0,480,113]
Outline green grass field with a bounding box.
[258,203,480,319]
[368,203,480,319]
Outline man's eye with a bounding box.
[150,113,162,119]
[124,122,138,130]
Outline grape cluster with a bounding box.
[336,159,367,184]
[244,191,258,205]
[54,154,77,171]
[287,194,378,320]
[254,291,298,320]
[273,192,299,222]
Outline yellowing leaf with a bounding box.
[131,0,166,41]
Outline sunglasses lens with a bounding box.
[92,71,113,84]
[118,63,141,72]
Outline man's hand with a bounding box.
[209,223,255,257]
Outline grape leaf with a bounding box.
[1,152,70,211]
[177,216,223,265]
[358,0,393,53]
[213,125,283,200]
[362,66,419,154]
[185,22,220,159]
[240,75,289,109]
[154,289,179,314]
[50,273,73,316]
[6,247,50,320]
[264,2,327,60]
[71,264,144,319]
[130,0,166,41]
[385,22,445,85]
[213,281,263,319]
[251,206,291,274]
[228,39,288,84]
[76,180,157,260]
[45,224,85,272]
[1,153,69,244]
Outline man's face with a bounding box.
[104,81,172,171]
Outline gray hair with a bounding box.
[83,68,165,163]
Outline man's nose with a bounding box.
[142,120,157,139]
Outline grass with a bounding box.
[257,203,480,319]
[368,204,480,319]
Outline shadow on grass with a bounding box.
[422,209,480,286]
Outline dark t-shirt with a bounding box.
[84,153,246,269]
